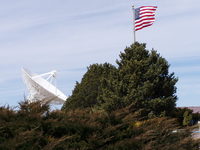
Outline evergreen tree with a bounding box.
[100,42,178,115]
[63,42,178,116]
[0,101,199,150]
[62,63,117,110]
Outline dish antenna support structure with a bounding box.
[22,68,67,105]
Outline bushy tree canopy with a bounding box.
[116,42,178,115]
[63,42,178,116]
[0,42,199,150]
[62,63,117,110]
[0,101,199,150]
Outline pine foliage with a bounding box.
[0,101,199,150]
[0,42,197,149]
[115,43,178,115]
[62,63,118,110]
[63,42,178,116]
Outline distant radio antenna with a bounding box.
[21,68,67,105]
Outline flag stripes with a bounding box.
[135,6,157,31]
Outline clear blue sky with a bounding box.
[0,0,199,107]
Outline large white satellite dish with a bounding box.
[22,68,67,105]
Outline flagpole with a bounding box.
[132,5,136,43]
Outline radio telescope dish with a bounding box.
[22,68,67,105]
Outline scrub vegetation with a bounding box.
[0,43,199,150]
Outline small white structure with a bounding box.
[22,68,67,104]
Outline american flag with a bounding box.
[134,6,157,31]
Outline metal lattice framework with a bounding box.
[22,68,67,104]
